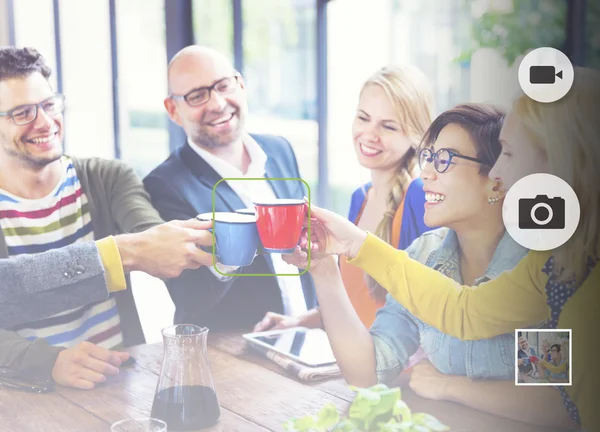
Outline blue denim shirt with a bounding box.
[370,227,529,383]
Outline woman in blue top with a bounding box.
[254,64,435,331]
[283,103,578,430]
[539,344,569,383]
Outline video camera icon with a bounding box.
[518,47,574,103]
[529,66,563,84]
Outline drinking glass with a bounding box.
[111,418,167,431]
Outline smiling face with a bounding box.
[0,73,63,168]
[165,47,247,151]
[550,345,561,361]
[352,84,414,172]
[420,123,494,228]
[518,337,529,350]
[489,111,549,190]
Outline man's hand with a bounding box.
[52,341,129,390]
[253,312,303,333]
[252,309,324,333]
[409,360,457,401]
[518,358,524,366]
[116,219,214,279]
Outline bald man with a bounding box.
[144,46,317,331]
[517,336,538,376]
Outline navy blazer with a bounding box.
[144,134,317,331]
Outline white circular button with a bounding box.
[518,47,574,103]
[502,173,580,251]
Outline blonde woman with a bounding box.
[254,65,435,331]
[298,67,600,430]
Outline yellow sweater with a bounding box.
[349,233,599,430]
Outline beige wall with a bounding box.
[0,0,11,45]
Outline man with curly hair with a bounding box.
[0,47,213,390]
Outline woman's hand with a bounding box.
[281,245,328,272]
[409,360,456,401]
[300,204,368,259]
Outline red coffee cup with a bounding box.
[530,355,539,363]
[253,199,306,253]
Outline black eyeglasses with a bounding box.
[0,368,54,393]
[419,147,489,174]
[0,93,65,126]
[170,76,240,107]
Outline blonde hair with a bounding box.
[361,65,434,301]
[512,67,600,281]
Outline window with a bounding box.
[391,0,472,112]
[242,0,318,201]
[192,0,234,63]
[326,0,569,216]
[58,0,114,159]
[462,0,567,108]
[116,0,169,178]
[327,0,395,216]
[12,0,58,90]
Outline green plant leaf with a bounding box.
[331,418,361,431]
[392,399,412,422]
[283,419,297,432]
[316,402,340,428]
[348,386,401,429]
[378,421,413,432]
[283,384,450,432]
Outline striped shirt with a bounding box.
[0,157,123,349]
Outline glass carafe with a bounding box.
[151,325,221,430]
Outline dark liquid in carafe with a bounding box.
[151,385,220,430]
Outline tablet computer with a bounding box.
[243,327,337,367]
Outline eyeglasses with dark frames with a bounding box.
[0,93,65,126]
[419,147,490,174]
[170,76,240,107]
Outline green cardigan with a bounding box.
[0,157,164,379]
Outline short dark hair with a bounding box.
[0,47,52,81]
[551,344,562,352]
[418,103,506,175]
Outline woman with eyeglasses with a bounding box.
[254,65,435,332]
[537,344,569,384]
[294,67,600,431]
[282,103,577,429]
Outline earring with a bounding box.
[488,196,500,205]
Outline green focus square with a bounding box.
[211,177,311,277]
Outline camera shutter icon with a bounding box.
[518,196,565,229]
[503,174,579,251]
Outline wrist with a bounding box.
[347,231,368,259]
[310,256,338,277]
[114,233,141,273]
[300,308,324,329]
[442,374,466,403]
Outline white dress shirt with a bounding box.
[188,135,308,317]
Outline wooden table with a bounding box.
[0,331,569,431]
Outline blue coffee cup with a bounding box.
[234,208,267,255]
[212,212,260,266]
[234,208,256,217]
